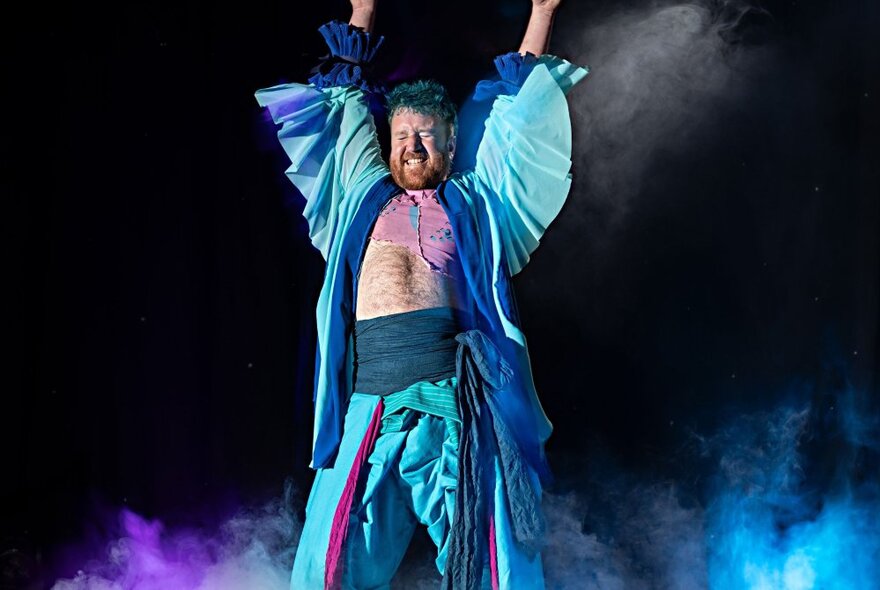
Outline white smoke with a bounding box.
[540,483,708,590]
[561,1,771,233]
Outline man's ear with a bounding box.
[447,133,457,160]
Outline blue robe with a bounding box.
[254,21,589,482]
[256,20,591,589]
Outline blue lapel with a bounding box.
[312,175,400,469]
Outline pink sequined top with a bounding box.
[369,189,459,277]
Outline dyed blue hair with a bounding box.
[386,79,458,134]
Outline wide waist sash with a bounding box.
[353,306,468,395]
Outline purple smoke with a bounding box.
[52,485,299,590]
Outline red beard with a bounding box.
[390,151,452,190]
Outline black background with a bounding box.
[5,0,878,586]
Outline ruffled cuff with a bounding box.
[473,52,538,100]
[308,20,385,93]
[495,51,540,86]
[473,52,589,101]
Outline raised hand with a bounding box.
[532,0,562,14]
[350,0,377,33]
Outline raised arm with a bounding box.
[518,0,561,56]
[452,0,589,276]
[254,1,387,259]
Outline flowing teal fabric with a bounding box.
[256,20,590,589]
[255,26,589,471]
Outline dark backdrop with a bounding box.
[5,0,878,586]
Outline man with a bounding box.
[255,1,588,588]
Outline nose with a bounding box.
[405,133,424,153]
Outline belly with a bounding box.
[356,240,462,320]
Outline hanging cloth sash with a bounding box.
[442,330,546,590]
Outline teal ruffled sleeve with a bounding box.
[464,52,590,275]
[254,21,388,259]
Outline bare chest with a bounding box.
[355,240,461,320]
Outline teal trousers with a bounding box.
[290,390,545,589]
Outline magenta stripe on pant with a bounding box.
[324,398,385,590]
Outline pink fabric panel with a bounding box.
[370,189,458,276]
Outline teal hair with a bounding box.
[386,79,458,134]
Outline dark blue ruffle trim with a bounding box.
[473,51,538,101]
[473,51,539,101]
[310,20,385,92]
[308,62,386,94]
[318,20,384,62]
[495,51,539,84]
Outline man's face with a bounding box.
[389,109,456,190]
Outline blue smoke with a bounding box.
[704,392,880,590]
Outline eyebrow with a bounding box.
[391,127,437,139]
[393,127,438,137]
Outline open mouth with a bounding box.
[405,158,427,167]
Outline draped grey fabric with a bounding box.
[443,330,545,590]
